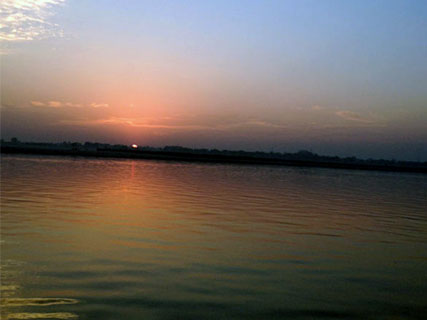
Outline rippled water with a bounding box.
[1,154,426,319]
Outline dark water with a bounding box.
[1,154,426,320]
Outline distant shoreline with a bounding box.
[2,144,426,174]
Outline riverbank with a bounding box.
[2,144,426,173]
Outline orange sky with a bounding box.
[1,0,426,160]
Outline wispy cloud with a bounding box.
[48,100,62,107]
[30,100,45,106]
[335,110,375,123]
[312,105,325,111]
[31,100,62,107]
[64,102,82,108]
[89,102,109,108]
[0,0,65,42]
[30,100,107,108]
[59,117,215,130]
[223,120,287,130]
[58,115,289,132]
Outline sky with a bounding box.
[1,0,426,160]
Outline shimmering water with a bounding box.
[1,154,426,320]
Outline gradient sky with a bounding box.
[1,0,426,160]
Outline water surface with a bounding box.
[1,155,426,319]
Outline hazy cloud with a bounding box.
[0,0,65,41]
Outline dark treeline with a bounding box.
[1,138,426,173]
